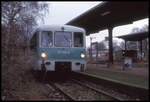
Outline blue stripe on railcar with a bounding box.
[37,48,86,61]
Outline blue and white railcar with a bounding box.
[30,25,86,72]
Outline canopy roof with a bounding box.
[66,1,148,35]
[116,31,149,41]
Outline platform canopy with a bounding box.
[66,1,148,64]
[116,31,149,41]
[66,1,149,35]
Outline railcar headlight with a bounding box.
[41,52,47,59]
[80,53,85,58]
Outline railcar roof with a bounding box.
[36,25,85,32]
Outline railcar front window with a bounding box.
[74,32,83,47]
[41,31,53,47]
[55,31,72,47]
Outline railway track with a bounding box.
[47,81,75,101]
[71,79,123,101]
[35,71,148,100]
[47,79,121,101]
[71,71,148,100]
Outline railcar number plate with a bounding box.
[57,50,70,54]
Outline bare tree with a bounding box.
[140,24,148,32]
[131,24,148,33]
[113,40,122,51]
[131,27,140,33]
[98,41,106,50]
[2,1,49,59]
[119,41,125,50]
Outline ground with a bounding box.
[2,54,149,100]
[85,62,149,89]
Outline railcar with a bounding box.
[30,25,86,73]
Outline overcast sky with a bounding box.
[41,2,149,47]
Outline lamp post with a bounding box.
[90,37,96,62]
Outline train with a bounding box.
[30,25,87,74]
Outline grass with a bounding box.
[84,67,149,89]
[2,54,46,100]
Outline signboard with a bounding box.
[123,57,132,69]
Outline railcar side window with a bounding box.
[41,31,53,48]
[74,32,83,47]
[30,32,37,49]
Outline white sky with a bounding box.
[41,2,149,48]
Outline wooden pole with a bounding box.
[96,42,98,62]
[90,37,92,62]
[140,40,143,61]
[125,40,127,51]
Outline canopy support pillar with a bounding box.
[108,27,113,64]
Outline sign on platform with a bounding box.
[124,57,132,69]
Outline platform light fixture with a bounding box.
[101,11,110,16]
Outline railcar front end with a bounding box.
[38,47,86,72]
[30,25,86,72]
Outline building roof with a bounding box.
[116,31,149,41]
[66,1,148,35]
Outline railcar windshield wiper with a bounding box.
[62,32,72,47]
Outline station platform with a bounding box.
[82,62,148,89]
